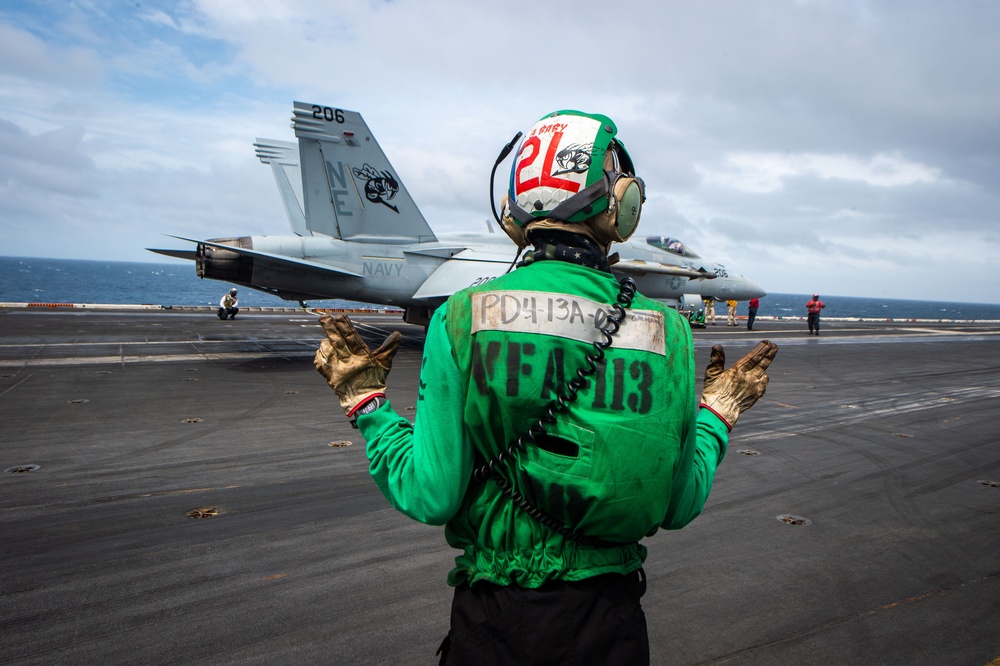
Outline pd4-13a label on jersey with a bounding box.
[471,290,665,356]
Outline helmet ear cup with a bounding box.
[589,175,644,245]
[611,177,643,242]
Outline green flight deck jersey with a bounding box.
[356,260,730,588]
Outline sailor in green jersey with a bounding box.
[314,110,778,665]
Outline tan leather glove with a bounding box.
[314,314,402,417]
[700,340,778,429]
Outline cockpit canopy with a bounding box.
[645,236,701,258]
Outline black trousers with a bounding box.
[808,312,820,332]
[438,569,648,666]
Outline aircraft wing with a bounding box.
[163,235,366,278]
[148,248,198,261]
[411,248,514,300]
[613,259,717,280]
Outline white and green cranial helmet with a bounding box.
[503,110,645,247]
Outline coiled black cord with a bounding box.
[471,277,637,548]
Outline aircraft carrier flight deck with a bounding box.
[2,307,999,665]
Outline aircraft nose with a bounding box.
[740,277,767,299]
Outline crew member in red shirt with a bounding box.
[806,294,825,335]
[747,297,760,331]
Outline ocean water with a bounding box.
[2,255,1000,321]
[743,293,1000,322]
[0,256,361,309]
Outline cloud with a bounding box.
[0,23,103,88]
[0,119,97,196]
[0,0,999,303]
[696,152,941,193]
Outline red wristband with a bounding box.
[699,403,733,431]
[347,393,387,417]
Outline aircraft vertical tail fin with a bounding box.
[292,102,437,243]
[254,139,308,236]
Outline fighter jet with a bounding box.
[149,101,765,326]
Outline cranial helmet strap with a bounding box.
[545,173,612,222]
[506,200,535,226]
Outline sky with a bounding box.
[1,0,999,303]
